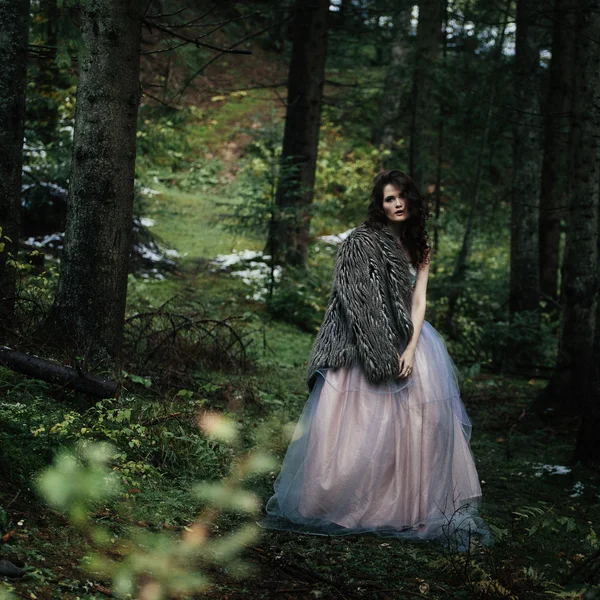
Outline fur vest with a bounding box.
[306,222,415,391]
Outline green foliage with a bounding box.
[136,104,226,198]
[216,118,389,330]
[0,505,8,536]
[137,105,198,174]
[265,245,336,332]
[32,395,236,482]
[20,120,73,233]
[217,115,283,243]
[37,442,120,525]
[13,260,60,337]
[0,374,63,479]
[480,310,559,371]
[34,423,275,598]
[312,119,390,231]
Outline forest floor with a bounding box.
[3,92,600,599]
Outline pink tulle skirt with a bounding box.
[259,321,490,550]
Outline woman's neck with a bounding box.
[384,221,404,239]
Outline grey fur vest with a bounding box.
[306,222,415,391]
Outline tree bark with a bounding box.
[509,0,544,316]
[539,0,575,305]
[574,297,600,463]
[409,0,443,193]
[372,1,412,155]
[572,0,600,460]
[0,0,30,329]
[50,0,144,360]
[266,0,329,268]
[538,0,600,415]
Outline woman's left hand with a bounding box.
[397,347,415,378]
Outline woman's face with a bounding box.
[382,184,409,224]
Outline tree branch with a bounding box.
[173,23,272,100]
[142,18,252,55]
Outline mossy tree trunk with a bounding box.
[50,0,144,360]
[509,0,543,317]
[266,0,329,268]
[539,0,600,415]
[0,0,30,330]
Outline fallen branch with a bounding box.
[0,346,119,399]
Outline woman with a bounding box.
[259,170,489,550]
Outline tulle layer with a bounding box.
[258,321,491,551]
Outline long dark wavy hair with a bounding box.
[364,169,431,267]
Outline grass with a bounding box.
[145,188,262,264]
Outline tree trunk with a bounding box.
[409,0,443,193]
[267,0,293,53]
[509,0,543,316]
[572,0,600,461]
[574,292,600,463]
[431,0,448,259]
[372,1,412,154]
[50,0,144,360]
[0,0,29,330]
[266,0,329,268]
[538,0,600,415]
[539,0,575,305]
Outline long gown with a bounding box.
[258,264,491,551]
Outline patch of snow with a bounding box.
[211,249,270,270]
[135,244,164,263]
[140,187,161,197]
[134,241,178,270]
[138,267,166,281]
[570,482,584,497]
[21,180,67,196]
[24,233,64,249]
[532,463,572,477]
[140,217,155,227]
[231,267,280,286]
[317,228,354,245]
[40,182,67,195]
[210,249,281,302]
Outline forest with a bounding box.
[1,0,600,598]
